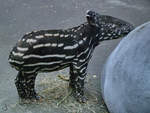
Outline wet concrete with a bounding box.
[0,0,150,113]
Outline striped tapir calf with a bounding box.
[8,10,134,103]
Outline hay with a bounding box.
[34,73,108,113]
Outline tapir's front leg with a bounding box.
[69,62,88,103]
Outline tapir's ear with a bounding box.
[86,10,94,25]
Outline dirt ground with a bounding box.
[0,0,150,113]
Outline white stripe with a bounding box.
[44,43,51,47]
[85,46,93,60]
[74,61,88,69]
[24,61,62,67]
[40,66,60,72]
[96,34,99,37]
[83,37,87,41]
[12,51,24,57]
[22,39,25,41]
[64,35,69,38]
[33,43,64,49]
[77,47,89,58]
[45,33,53,36]
[33,44,44,49]
[17,47,28,51]
[79,46,93,63]
[58,43,64,47]
[79,59,86,62]
[51,43,57,47]
[79,40,83,45]
[74,30,77,32]
[89,38,92,45]
[64,44,78,50]
[78,76,86,80]
[104,37,109,40]
[24,67,39,74]
[60,34,64,37]
[9,59,24,64]
[54,33,59,36]
[23,54,66,59]
[65,55,75,59]
[80,67,87,73]
[35,35,44,39]
[73,35,77,38]
[25,32,31,35]
[26,39,37,43]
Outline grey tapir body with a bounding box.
[9,10,134,103]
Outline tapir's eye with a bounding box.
[86,15,93,21]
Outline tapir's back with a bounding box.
[9,29,79,72]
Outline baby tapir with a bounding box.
[8,10,134,103]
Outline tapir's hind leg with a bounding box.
[69,64,78,89]
[15,71,39,100]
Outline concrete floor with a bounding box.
[0,0,149,113]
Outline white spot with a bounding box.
[33,44,44,49]
[104,37,109,40]
[108,34,112,36]
[12,51,24,57]
[80,33,82,36]
[102,33,105,35]
[112,24,116,28]
[54,33,59,37]
[51,43,57,47]
[45,33,53,36]
[101,28,104,31]
[83,37,87,41]
[100,36,103,39]
[26,39,37,43]
[22,39,25,41]
[58,43,64,47]
[74,30,77,32]
[60,34,64,37]
[35,35,44,39]
[73,35,77,38]
[71,34,73,37]
[79,40,83,45]
[73,44,78,48]
[118,31,121,35]
[64,34,69,38]
[77,27,81,30]
[96,34,99,37]
[17,47,28,51]
[24,61,62,67]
